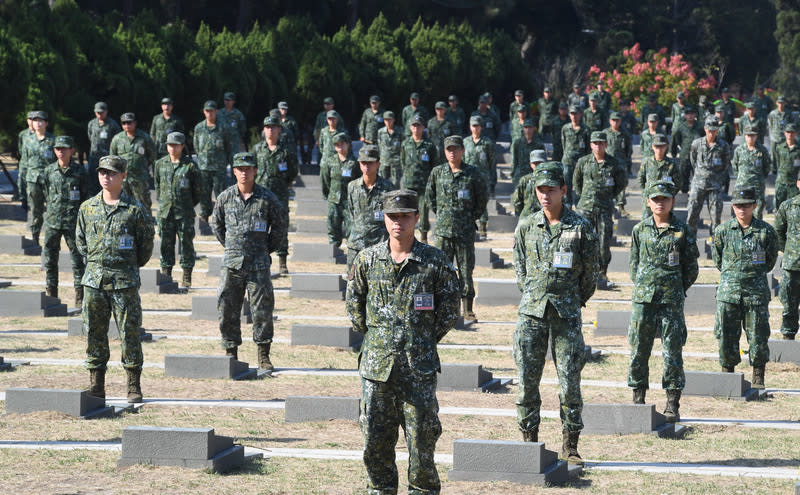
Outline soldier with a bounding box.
[471,94,501,142]
[277,101,299,160]
[583,93,608,133]
[670,106,703,192]
[318,110,348,173]
[464,115,497,239]
[628,180,699,422]
[719,87,736,126]
[774,176,800,340]
[77,155,154,403]
[640,114,660,163]
[15,112,35,202]
[595,80,612,113]
[512,161,599,464]
[712,185,778,389]
[604,112,633,216]
[670,91,688,128]
[512,150,547,217]
[377,111,404,185]
[322,133,361,247]
[485,92,501,123]
[22,111,55,245]
[219,92,248,154]
[739,102,765,145]
[698,95,714,125]
[87,102,121,196]
[714,104,736,144]
[686,116,731,238]
[567,83,587,111]
[511,118,545,187]
[640,94,667,134]
[402,92,429,129]
[254,115,298,275]
[358,95,384,145]
[212,152,285,370]
[574,131,627,289]
[428,101,454,161]
[346,189,460,495]
[550,102,570,161]
[426,135,488,322]
[154,132,201,287]
[537,87,557,141]
[510,105,530,144]
[446,94,467,135]
[509,89,526,123]
[768,95,792,164]
[773,123,800,210]
[640,134,681,217]
[561,105,591,207]
[149,97,184,158]
[400,114,437,242]
[345,145,395,267]
[313,97,343,147]
[732,125,771,219]
[193,100,233,224]
[42,135,89,304]
[754,85,773,126]
[109,112,156,216]
[618,99,639,136]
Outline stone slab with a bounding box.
[0,234,41,255]
[139,268,180,294]
[0,290,67,317]
[294,175,322,188]
[5,388,112,419]
[683,371,760,400]
[0,203,27,221]
[475,280,520,307]
[293,187,323,201]
[290,243,346,264]
[474,247,505,269]
[768,339,800,365]
[438,363,500,392]
[683,285,717,316]
[284,395,360,422]
[290,324,362,350]
[67,318,152,341]
[164,355,257,380]
[190,295,251,321]
[614,217,639,237]
[487,215,518,233]
[207,255,223,277]
[290,273,345,300]
[297,199,329,217]
[582,404,679,437]
[294,218,327,235]
[607,249,630,274]
[447,439,568,485]
[594,310,631,337]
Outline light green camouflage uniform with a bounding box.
[768,108,793,164]
[775,195,800,339]
[22,132,55,239]
[87,117,122,195]
[637,156,681,217]
[464,135,496,223]
[16,127,34,201]
[550,116,570,161]
[377,126,404,185]
[603,127,633,208]
[358,107,384,144]
[109,129,156,214]
[670,119,704,192]
[772,141,800,210]
[154,154,202,270]
[686,137,731,235]
[470,109,500,141]
[511,170,542,217]
[731,143,771,218]
[427,117,454,162]
[445,106,466,135]
[582,108,607,133]
[149,114,184,158]
[511,135,545,186]
[193,121,233,218]
[321,153,361,246]
[560,123,590,206]
[218,107,247,154]
[400,136,437,234]
[344,176,395,267]
[254,141,298,256]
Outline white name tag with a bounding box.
[99,131,107,139]
[752,250,765,264]
[137,146,144,155]
[794,159,800,168]
[119,234,133,250]
[180,178,188,188]
[553,251,573,268]
[373,211,384,221]
[668,249,679,267]
[69,189,81,201]
[486,121,493,128]
[253,220,267,232]
[278,161,288,171]
[414,293,434,310]
[457,189,470,200]
[605,177,615,187]
[341,168,352,177]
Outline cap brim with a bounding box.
[383,208,417,214]
[535,180,562,188]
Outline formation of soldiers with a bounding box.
[12,84,800,493]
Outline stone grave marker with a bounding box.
[164,355,257,380]
[290,324,362,350]
[0,356,12,371]
[447,439,572,486]
[0,290,67,317]
[191,295,251,322]
[294,218,328,235]
[139,268,179,294]
[290,273,346,300]
[438,363,507,392]
[291,243,346,264]
[683,285,717,315]
[582,403,686,438]
[683,371,766,401]
[769,339,800,365]
[475,280,520,307]
[5,388,114,419]
[0,234,41,255]
[67,318,153,341]
[207,255,223,277]
[594,310,631,337]
[475,247,505,269]
[284,396,360,422]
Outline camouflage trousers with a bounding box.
[199,169,227,218]
[751,183,766,219]
[275,194,290,256]
[217,266,274,349]
[514,303,586,433]
[83,285,143,370]
[679,159,692,193]
[158,215,195,270]
[43,226,85,288]
[361,363,442,495]
[561,160,576,208]
[779,269,800,338]
[407,187,430,233]
[436,236,474,298]
[380,161,402,189]
[714,299,771,368]
[627,301,687,390]
[26,175,45,238]
[327,201,346,246]
[123,176,152,216]
[686,185,723,237]
[774,182,799,212]
[578,208,613,271]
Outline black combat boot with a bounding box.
[721,366,735,373]
[182,268,192,288]
[560,430,583,465]
[279,255,289,276]
[75,286,83,307]
[87,369,105,399]
[161,267,172,278]
[633,388,646,404]
[225,346,238,360]
[664,389,681,423]
[751,366,765,389]
[126,368,143,404]
[521,427,538,442]
[258,343,274,371]
[46,285,58,298]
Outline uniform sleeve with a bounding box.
[149,119,157,141]
[612,160,627,197]
[76,206,87,258]
[434,260,461,342]
[579,223,599,305]
[772,145,779,175]
[712,225,724,271]
[193,127,201,156]
[345,251,369,335]
[512,181,524,216]
[629,225,640,282]
[87,121,92,143]
[190,164,203,207]
[775,204,788,252]
[146,135,157,166]
[682,225,700,293]
[267,196,285,254]
[358,110,367,140]
[109,135,119,156]
[224,127,233,165]
[765,224,779,273]
[573,159,584,200]
[472,170,489,221]
[637,158,647,190]
[286,148,299,186]
[510,140,519,179]
[135,207,155,267]
[320,160,331,200]
[425,169,437,214]
[763,150,772,178]
[512,223,527,292]
[153,159,161,197]
[670,126,680,158]
[212,198,226,246]
[690,139,699,170]
[488,138,497,186]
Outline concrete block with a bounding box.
[164,355,256,380]
[487,215,518,233]
[769,339,800,365]
[474,247,505,269]
[67,318,152,341]
[284,396,360,422]
[607,249,630,274]
[195,216,214,236]
[5,388,112,419]
[0,234,41,255]
[683,371,762,400]
[294,175,321,188]
[139,268,179,294]
[290,324,362,350]
[447,439,568,485]
[190,295,251,322]
[683,285,717,315]
[0,356,13,371]
[475,280,520,307]
[151,238,180,262]
[297,199,328,217]
[438,363,502,392]
[614,217,638,237]
[290,273,345,300]
[207,255,223,277]
[294,218,327,235]
[582,404,678,437]
[0,203,27,221]
[0,290,67,317]
[291,243,346,264]
[594,310,631,337]
[293,187,323,201]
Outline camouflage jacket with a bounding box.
[511,135,545,181]
[318,127,349,165]
[573,153,627,212]
[193,121,233,172]
[109,130,156,183]
[739,113,765,143]
[17,128,33,173]
[732,144,771,189]
[513,208,599,319]
[76,192,154,290]
[22,132,55,182]
[87,117,122,156]
[511,172,541,217]
[768,109,793,141]
[712,217,778,305]
[445,106,467,134]
[321,154,361,204]
[253,140,298,202]
[426,162,488,238]
[153,154,201,220]
[670,102,687,125]
[149,114,185,156]
[640,104,667,132]
[464,135,497,186]
[537,97,558,133]
[346,240,460,383]
[400,136,437,191]
[620,111,639,136]
[630,214,699,304]
[774,194,800,270]
[401,104,430,129]
[603,127,633,167]
[582,108,608,133]
[377,126,404,168]
[280,115,299,150]
[638,156,681,192]
[358,107,384,144]
[427,117,455,159]
[314,111,344,143]
[596,90,612,113]
[717,121,735,145]
[211,184,285,271]
[510,117,528,143]
[43,160,89,229]
[550,116,571,160]
[670,119,704,163]
[640,130,657,161]
[218,107,247,147]
[560,123,590,165]
[772,141,800,184]
[720,99,737,125]
[689,137,731,189]
[471,109,501,141]
[345,176,396,251]
[755,95,774,122]
[567,92,587,110]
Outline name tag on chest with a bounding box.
[414,293,434,311]
[99,131,108,139]
[794,159,800,168]
[553,251,573,268]
[69,189,81,201]
[457,189,471,200]
[373,211,384,221]
[605,176,615,187]
[341,168,352,177]
[713,157,721,166]
[119,234,134,250]
[253,220,267,232]
[421,152,429,162]
[668,249,680,267]
[278,161,288,171]
[752,250,766,264]
[179,178,188,188]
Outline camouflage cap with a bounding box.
[263,115,281,127]
[529,149,547,163]
[444,135,463,148]
[648,93,658,102]
[383,189,418,213]
[31,110,48,121]
[647,179,676,199]
[204,100,218,110]
[166,132,186,145]
[588,92,599,101]
[120,112,135,123]
[704,116,719,129]
[369,95,381,103]
[743,124,759,135]
[98,155,126,173]
[515,89,524,96]
[26,111,36,120]
[483,91,493,98]
[533,161,565,188]
[326,110,339,119]
[383,110,395,119]
[677,91,686,98]
[647,113,659,122]
[745,101,756,109]
[410,92,421,99]
[559,102,568,109]
[478,94,489,103]
[232,152,257,168]
[516,104,528,113]
[410,114,426,126]
[543,86,552,93]
[469,115,483,126]
[777,95,787,103]
[522,118,536,127]
[731,185,757,205]
[53,135,74,148]
[785,123,798,133]
[721,87,730,93]
[609,111,621,120]
[590,131,607,142]
[568,104,582,113]
[161,97,174,105]
[435,101,447,110]
[448,94,458,101]
[269,108,281,118]
[332,133,349,144]
[652,133,668,146]
[714,104,725,113]
[683,105,696,114]
[278,101,289,110]
[94,101,108,112]
[323,96,335,105]
[223,92,236,101]
[357,145,380,162]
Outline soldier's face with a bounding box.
[569,112,581,124]
[410,97,419,106]
[449,100,457,109]
[32,118,47,132]
[204,109,217,122]
[535,185,566,211]
[122,120,136,132]
[732,202,755,225]
[648,121,658,131]
[384,117,394,128]
[95,111,108,120]
[517,110,527,121]
[334,141,349,154]
[54,147,74,163]
[590,141,607,156]
[785,131,797,145]
[370,100,380,109]
[523,126,535,139]
[647,195,674,215]
[359,160,379,178]
[478,102,488,111]
[324,103,334,110]
[167,143,184,158]
[410,123,424,138]
[746,108,755,117]
[327,117,338,129]
[470,124,482,137]
[685,112,696,124]
[224,99,234,110]
[705,128,718,141]
[653,144,667,160]
[264,125,281,140]
[610,118,621,130]
[559,108,568,118]
[233,166,256,185]
[445,145,464,163]
[384,211,418,240]
[778,102,787,112]
[98,168,125,192]
[516,94,524,103]
[436,108,446,117]
[279,107,288,116]
[589,100,598,110]
[745,134,758,146]
[162,103,173,115]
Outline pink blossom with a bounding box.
[614,91,621,99]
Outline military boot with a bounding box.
[46,285,58,298]
[74,286,83,307]
[521,427,538,442]
[182,268,192,288]
[751,366,765,389]
[225,346,238,360]
[279,255,289,275]
[560,430,583,465]
[596,273,608,290]
[463,297,477,323]
[633,388,646,404]
[258,343,274,371]
[721,366,735,373]
[420,232,428,243]
[479,222,488,241]
[32,232,39,246]
[784,333,796,340]
[126,368,143,404]
[161,267,172,279]
[86,369,105,399]
[664,389,681,423]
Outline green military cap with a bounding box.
[232,152,257,168]
[448,94,458,101]
[278,101,289,110]
[263,115,281,127]
[529,149,547,163]
[590,131,607,142]
[166,132,185,145]
[515,89,524,96]
[26,111,36,119]
[704,116,719,129]
[559,102,568,109]
[410,114,426,126]
[648,93,658,102]
[204,100,218,110]
[269,108,281,118]
[98,155,126,173]
[53,135,74,148]
[522,118,536,127]
[714,104,725,113]
[568,104,582,113]
[332,133,349,144]
[31,110,48,120]
[410,92,420,99]
[648,179,676,198]
[323,96,335,104]
[731,185,757,205]
[683,105,696,114]
[94,101,108,112]
[161,97,174,105]
[721,87,730,93]
[223,92,236,101]
[383,189,418,213]
[785,123,798,133]
[647,113,659,122]
[469,115,483,126]
[677,91,686,99]
[743,124,759,135]
[120,112,135,123]
[369,95,381,103]
[357,145,380,162]
[533,161,565,187]
[435,101,447,110]
[444,135,463,148]
[383,110,395,119]
[777,95,787,103]
[652,133,668,146]
[478,94,489,103]
[516,104,528,113]
[745,101,756,109]
[543,86,552,93]
[326,110,339,119]
[588,92,599,101]
[572,83,581,88]
[609,111,621,120]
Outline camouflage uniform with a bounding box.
[470,109,500,141]
[400,135,437,234]
[22,131,55,240]
[358,106,384,144]
[511,134,545,186]
[537,96,558,137]
[218,107,247,154]
[595,89,612,114]
[768,107,792,163]
[731,143,771,219]
[511,170,542,217]
[619,110,639,136]
[712,216,778,369]
[402,104,430,130]
[193,120,233,218]
[567,90,587,111]
[150,113,184,158]
[550,114,571,162]
[109,129,156,214]
[670,102,687,127]
[16,125,33,201]
[582,107,608,133]
[427,116,454,162]
[345,176,395,267]
[77,191,154,371]
[637,155,681,217]
[254,140,298,257]
[87,117,122,195]
[464,134,496,224]
[346,239,460,495]
[318,126,349,171]
[322,150,361,246]
[279,115,299,157]
[739,112,765,145]
[377,124,404,185]
[212,182,285,350]
[640,103,667,133]
[670,119,704,191]
[640,130,657,162]
[154,154,202,271]
[560,122,590,206]
[604,126,632,209]
[719,98,737,126]
[686,136,731,235]
[774,195,800,339]
[772,140,800,210]
[445,105,467,136]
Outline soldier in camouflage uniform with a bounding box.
[640,134,681,217]
[754,85,773,127]
[512,150,547,217]
[640,94,667,134]
[594,81,612,114]
[465,115,497,239]
[732,125,771,219]
[719,88,737,126]
[698,95,714,126]
[509,89,526,123]
[402,92,430,130]
[471,94,500,142]
[560,105,591,207]
[400,114,437,242]
[714,105,736,145]
[358,95,384,145]
[219,92,248,154]
[768,95,792,164]
[640,114,661,163]
[426,135,488,322]
[254,115,298,275]
[604,112,633,216]
[15,111,34,202]
[574,131,627,289]
[628,180,699,422]
[686,116,731,238]
[670,91,688,128]
[109,113,156,215]
[551,103,570,162]
[712,185,778,389]
[567,83,587,111]
[537,87,558,141]
[510,105,530,144]
[511,118,545,187]
[42,136,89,305]
[670,106,703,192]
[322,133,361,246]
[313,97,344,149]
[582,93,608,133]
[618,99,639,136]
[212,152,286,370]
[318,110,349,173]
[77,155,154,403]
[154,132,202,287]
[772,122,800,210]
[739,102,765,146]
[513,161,599,464]
[149,97,184,158]
[377,111,404,185]
[446,94,467,136]
[87,102,122,196]
[345,146,395,268]
[774,176,800,340]
[22,111,55,245]
[193,101,233,222]
[346,189,460,495]
[428,101,454,161]
[278,102,299,160]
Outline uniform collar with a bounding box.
[377,239,424,263]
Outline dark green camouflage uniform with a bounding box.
[16,127,33,201]
[400,136,437,234]
[402,104,430,130]
[446,106,467,135]
[768,108,793,163]
[279,115,299,156]
[640,130,657,162]
[193,121,233,218]
[670,119,704,191]
[254,141,298,256]
[150,114,184,158]
[218,107,247,154]
[739,113,765,145]
[550,115,571,161]
[775,195,800,339]
[109,129,156,214]
[359,107,384,144]
[464,135,496,223]
[322,153,361,246]
[377,126,404,185]
[686,136,731,235]
[344,176,396,267]
[582,108,608,133]
[640,104,667,133]
[560,123,590,207]
[511,135,545,186]
[470,109,500,141]
[511,171,542,217]
[318,127,348,171]
[731,143,771,219]
[772,141,800,210]
[637,156,681,216]
[154,154,202,270]
[22,132,55,239]
[620,110,638,136]
[427,117,453,162]
[604,127,633,208]
[87,117,122,195]
[537,97,558,137]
